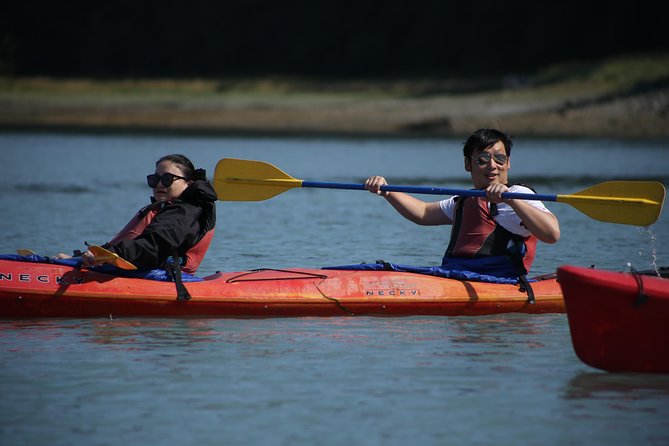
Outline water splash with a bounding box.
[636,226,660,276]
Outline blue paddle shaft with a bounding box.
[301,181,558,202]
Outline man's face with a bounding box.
[464,141,510,189]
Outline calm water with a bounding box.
[1,132,669,445]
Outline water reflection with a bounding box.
[565,372,669,400]
[0,319,221,350]
[2,315,565,352]
[447,314,563,348]
[86,319,221,348]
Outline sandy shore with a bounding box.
[1,73,668,139]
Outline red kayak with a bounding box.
[0,258,564,318]
[557,265,669,373]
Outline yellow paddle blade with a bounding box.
[17,249,37,256]
[557,181,665,226]
[214,158,303,201]
[88,246,137,270]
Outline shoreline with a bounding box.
[2,92,668,139]
[2,88,668,139]
[2,57,669,139]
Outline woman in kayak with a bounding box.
[364,128,559,278]
[57,154,217,273]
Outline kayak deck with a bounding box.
[0,260,564,318]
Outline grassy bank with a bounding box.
[1,54,668,138]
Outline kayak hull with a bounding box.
[0,260,564,318]
[557,265,669,373]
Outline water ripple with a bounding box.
[15,183,92,194]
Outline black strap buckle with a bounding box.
[167,254,191,301]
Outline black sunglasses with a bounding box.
[471,152,508,166]
[147,173,189,188]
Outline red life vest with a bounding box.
[108,202,214,274]
[444,196,537,273]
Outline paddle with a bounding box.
[17,246,137,270]
[214,158,666,227]
[88,246,137,270]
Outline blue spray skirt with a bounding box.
[324,256,528,285]
[0,254,203,282]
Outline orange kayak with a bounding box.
[0,259,564,318]
[558,265,669,373]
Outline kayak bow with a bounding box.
[558,265,669,373]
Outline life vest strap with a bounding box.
[167,252,191,301]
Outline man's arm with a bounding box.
[365,176,452,226]
[486,183,560,243]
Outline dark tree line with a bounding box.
[3,0,668,78]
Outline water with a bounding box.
[1,132,669,445]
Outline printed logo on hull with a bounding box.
[0,272,85,285]
[363,279,419,297]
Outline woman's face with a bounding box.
[151,160,192,202]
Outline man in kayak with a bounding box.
[364,128,559,278]
[57,154,217,274]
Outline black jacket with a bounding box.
[110,180,217,270]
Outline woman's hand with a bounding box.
[80,250,98,268]
[56,250,98,267]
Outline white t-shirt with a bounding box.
[438,185,551,237]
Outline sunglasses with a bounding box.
[471,152,508,166]
[147,172,189,188]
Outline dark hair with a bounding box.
[462,129,513,158]
[156,154,207,181]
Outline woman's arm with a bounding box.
[112,204,200,268]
